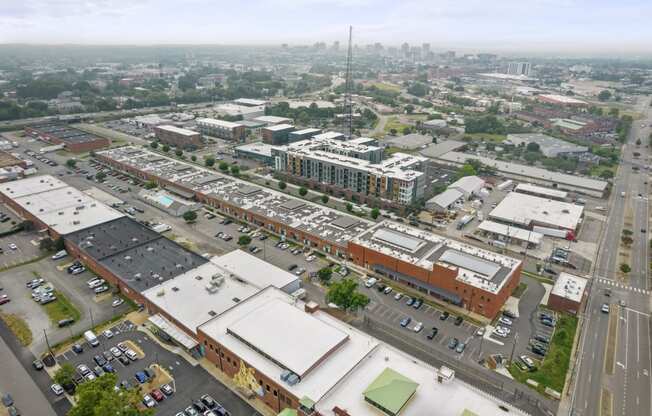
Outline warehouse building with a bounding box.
[215,103,265,120]
[447,175,485,197]
[348,221,522,319]
[514,183,568,201]
[385,133,433,150]
[196,118,246,142]
[233,98,268,107]
[547,272,587,315]
[25,123,110,153]
[537,94,588,107]
[234,142,275,165]
[154,125,203,150]
[137,189,201,217]
[262,124,296,145]
[506,133,588,158]
[254,115,294,126]
[436,151,608,197]
[489,192,584,232]
[425,189,464,213]
[273,137,425,206]
[477,220,543,248]
[96,146,373,257]
[0,175,124,239]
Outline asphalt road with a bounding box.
[569,96,652,416]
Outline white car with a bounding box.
[142,394,156,408]
[413,322,424,333]
[103,329,114,338]
[94,285,109,294]
[51,250,67,260]
[383,286,393,295]
[125,349,138,361]
[306,255,316,262]
[110,347,122,357]
[8,243,17,250]
[112,298,124,308]
[394,292,403,301]
[601,303,610,313]
[364,278,377,288]
[493,328,508,338]
[50,384,64,396]
[496,325,511,334]
[498,317,513,326]
[88,279,105,289]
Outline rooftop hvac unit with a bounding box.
[280,370,292,381]
[156,289,165,297]
[124,255,132,260]
[205,283,219,294]
[286,374,299,386]
[211,275,224,286]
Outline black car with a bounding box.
[531,344,547,356]
[193,400,208,412]
[93,355,107,366]
[412,298,423,309]
[534,334,550,344]
[118,356,130,366]
[288,264,298,271]
[376,284,386,292]
[58,317,75,328]
[454,316,464,326]
[447,337,459,349]
[427,327,438,340]
[259,235,268,241]
[72,344,83,354]
[201,394,217,409]
[502,310,517,319]
[440,311,449,321]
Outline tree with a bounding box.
[370,207,380,220]
[238,235,252,246]
[599,170,614,179]
[182,211,197,223]
[321,194,329,204]
[175,149,183,157]
[162,144,170,153]
[95,171,106,182]
[326,278,370,312]
[230,165,240,176]
[432,183,447,195]
[54,363,76,387]
[278,181,287,190]
[405,104,415,114]
[299,187,308,196]
[389,128,397,136]
[526,142,540,152]
[150,141,159,149]
[620,263,631,273]
[39,237,55,251]
[68,373,153,416]
[317,267,332,284]
[455,163,477,180]
[205,156,216,167]
[191,155,197,162]
[66,159,77,169]
[598,90,612,101]
[345,203,353,212]
[144,180,157,190]
[218,161,229,172]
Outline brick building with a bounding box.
[547,272,587,315]
[196,118,246,142]
[262,124,295,145]
[154,125,203,150]
[25,123,110,153]
[348,221,522,319]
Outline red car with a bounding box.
[150,389,164,402]
[0,295,10,305]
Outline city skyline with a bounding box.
[0,0,650,56]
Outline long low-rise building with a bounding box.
[489,192,584,232]
[0,175,124,239]
[154,125,203,150]
[348,221,522,319]
[96,146,373,257]
[436,151,608,197]
[196,118,246,142]
[25,123,110,153]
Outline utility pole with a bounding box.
[43,329,54,361]
[344,26,354,139]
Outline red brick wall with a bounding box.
[548,292,581,315]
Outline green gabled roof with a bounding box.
[363,368,419,415]
[277,409,298,416]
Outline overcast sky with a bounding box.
[0,0,650,55]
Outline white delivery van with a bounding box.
[84,330,99,347]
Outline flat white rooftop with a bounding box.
[198,287,378,402]
[489,192,584,231]
[4,175,124,235]
[210,249,298,291]
[156,125,199,136]
[227,299,349,377]
[478,220,544,245]
[255,116,293,124]
[316,343,528,416]
[235,142,274,158]
[0,174,67,198]
[143,261,259,334]
[514,183,568,199]
[538,94,587,105]
[196,118,243,129]
[264,123,295,132]
[551,272,587,303]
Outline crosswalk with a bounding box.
[597,278,650,295]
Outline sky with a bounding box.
[0,0,650,55]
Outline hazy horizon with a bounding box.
[1,0,651,56]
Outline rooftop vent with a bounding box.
[208,310,217,317]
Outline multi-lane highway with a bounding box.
[570,96,651,416]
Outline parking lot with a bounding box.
[0,231,43,269]
[0,251,131,355]
[55,322,260,416]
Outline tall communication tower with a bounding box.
[344,26,354,139]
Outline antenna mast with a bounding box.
[344,26,353,139]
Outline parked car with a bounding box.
[112,298,124,307]
[71,266,86,275]
[134,371,148,384]
[412,298,423,309]
[447,338,459,349]
[399,317,412,327]
[498,317,513,326]
[93,355,107,367]
[142,394,156,408]
[383,286,393,295]
[200,394,217,408]
[117,342,129,353]
[455,342,466,353]
[125,349,138,361]
[601,303,610,313]
[58,318,75,328]
[103,350,114,361]
[534,334,550,344]
[0,294,10,305]
[393,292,403,301]
[427,327,438,340]
[150,389,165,402]
[103,329,114,338]
[519,355,536,371]
[405,297,415,306]
[160,384,174,396]
[94,285,109,294]
[72,344,83,354]
[118,356,130,366]
[77,364,91,376]
[413,322,424,333]
[454,316,464,326]
[50,384,64,396]
[32,360,44,370]
[110,347,122,357]
[364,278,377,288]
[475,327,486,337]
[440,311,449,321]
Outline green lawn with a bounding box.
[43,291,81,324]
[512,282,528,298]
[0,313,33,346]
[509,313,578,394]
[370,82,401,93]
[463,133,507,142]
[383,116,411,134]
